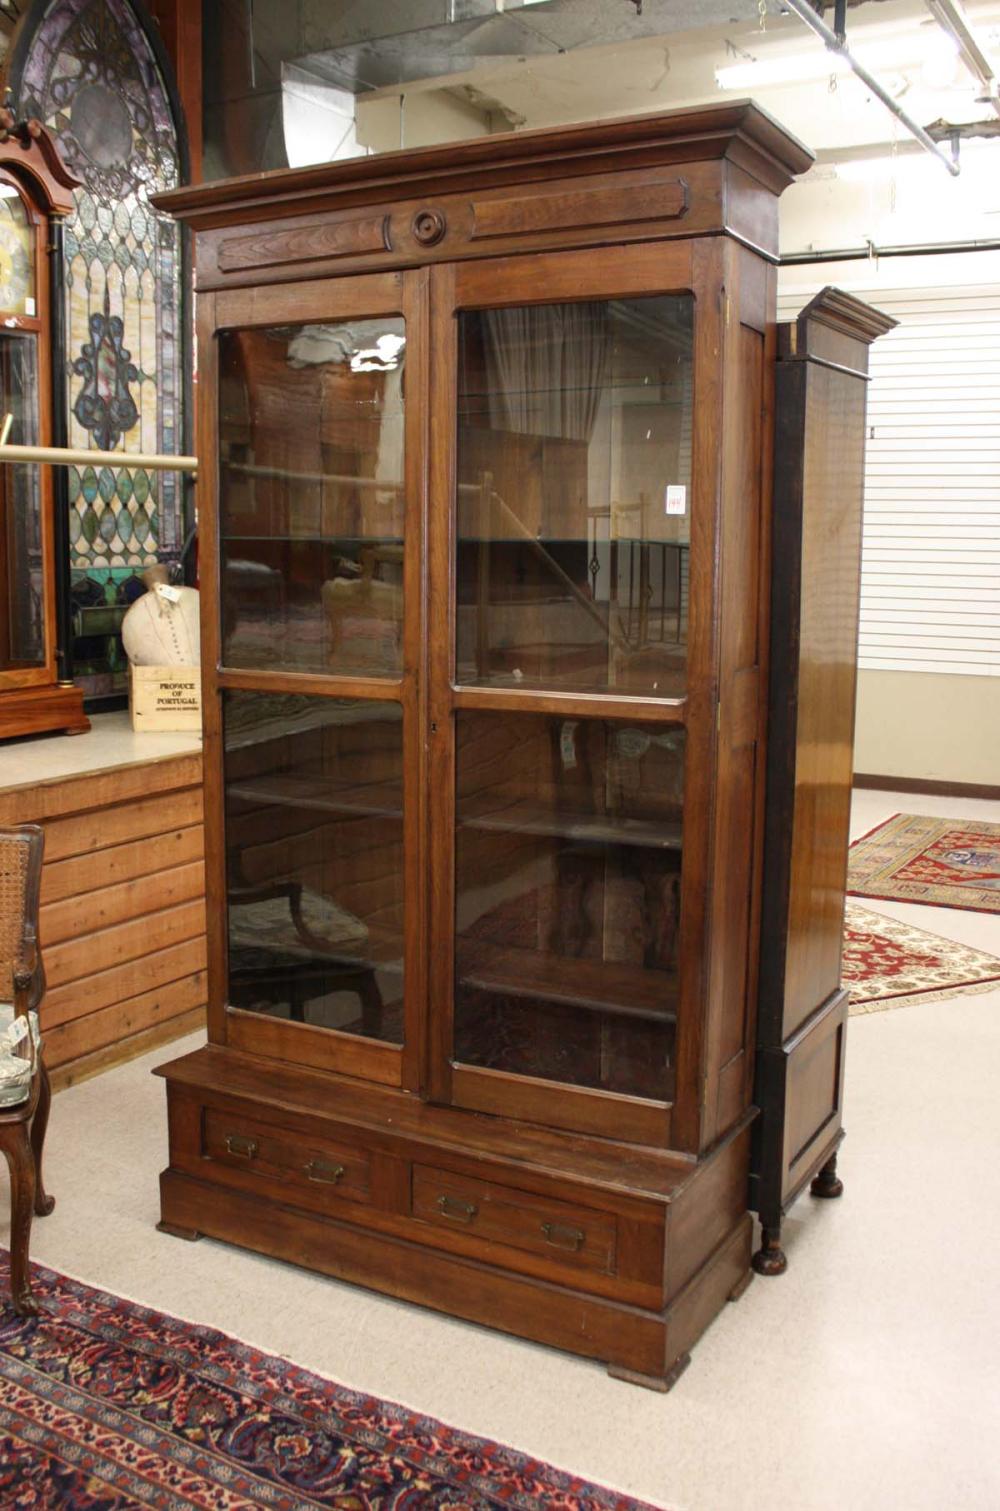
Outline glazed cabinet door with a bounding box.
[202,270,428,1089]
[427,243,720,1145]
[0,174,56,696]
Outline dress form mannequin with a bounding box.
[122,565,201,666]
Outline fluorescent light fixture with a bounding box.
[834,137,992,180]
[835,154,925,181]
[716,52,848,89]
[716,31,960,91]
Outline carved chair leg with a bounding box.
[751,1224,788,1276]
[31,1061,55,1217]
[2,1125,40,1317]
[810,1151,844,1200]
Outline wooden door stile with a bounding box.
[196,292,228,1048]
[426,262,458,1105]
[401,266,432,1093]
[669,238,725,1154]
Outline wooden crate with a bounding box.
[130,665,202,732]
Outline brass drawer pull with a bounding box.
[225,1134,258,1160]
[542,1221,585,1252]
[305,1159,346,1185]
[437,1194,478,1223]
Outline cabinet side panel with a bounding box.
[704,314,765,1145]
[758,362,806,1048]
[781,364,866,1042]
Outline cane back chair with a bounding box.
[0,824,54,1316]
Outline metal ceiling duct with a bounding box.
[292,0,774,95]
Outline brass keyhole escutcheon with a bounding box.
[412,208,446,246]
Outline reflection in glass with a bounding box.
[223,691,404,1043]
[0,186,35,315]
[454,712,684,1100]
[0,335,44,669]
[219,319,406,675]
[456,296,693,698]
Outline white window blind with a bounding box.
[777,284,1000,677]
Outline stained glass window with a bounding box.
[11,0,186,699]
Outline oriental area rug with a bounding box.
[847,813,1000,913]
[844,903,1000,1014]
[0,1256,662,1511]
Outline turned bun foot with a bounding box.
[752,1227,788,1276]
[810,1152,844,1200]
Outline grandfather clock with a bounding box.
[0,111,88,740]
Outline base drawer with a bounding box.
[203,1108,372,1205]
[412,1163,617,1275]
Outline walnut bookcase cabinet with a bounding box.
[153,102,814,1390]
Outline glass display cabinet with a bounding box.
[0,115,88,740]
[154,103,814,1388]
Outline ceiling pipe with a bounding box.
[781,0,961,176]
[925,0,1000,118]
[782,235,1000,263]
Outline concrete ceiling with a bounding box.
[331,0,1000,151]
[203,0,1000,205]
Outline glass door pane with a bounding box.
[223,690,405,1044]
[454,712,683,1101]
[219,318,406,676]
[456,296,693,698]
[0,334,44,669]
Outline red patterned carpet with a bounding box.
[848,813,1000,912]
[0,1255,664,1510]
[844,903,1000,1014]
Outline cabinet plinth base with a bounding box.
[154,1045,755,1385]
[608,1353,691,1393]
[156,1220,202,1241]
[0,684,90,742]
[727,1268,754,1302]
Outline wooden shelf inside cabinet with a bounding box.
[152,101,816,1390]
[227,775,404,822]
[222,536,406,546]
[457,941,678,1024]
[458,797,682,851]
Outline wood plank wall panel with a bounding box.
[0,753,207,1076]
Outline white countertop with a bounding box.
[0,711,202,794]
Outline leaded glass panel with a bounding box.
[13,0,185,698]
